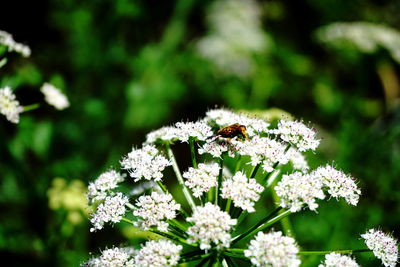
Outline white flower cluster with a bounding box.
[84,247,137,267]
[244,231,301,267]
[121,145,171,182]
[0,86,24,123]
[183,163,220,197]
[87,170,124,203]
[0,30,31,57]
[316,22,400,63]
[318,252,359,267]
[275,172,325,212]
[40,83,70,110]
[145,126,179,144]
[187,202,237,250]
[196,0,268,78]
[130,181,156,196]
[134,239,182,267]
[204,108,270,137]
[175,121,213,142]
[287,148,309,172]
[198,139,236,158]
[133,192,180,232]
[90,193,129,232]
[312,165,361,206]
[361,229,398,267]
[221,171,264,212]
[273,120,320,152]
[233,136,289,173]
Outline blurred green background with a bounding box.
[0,0,399,266]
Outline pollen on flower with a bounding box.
[273,120,320,152]
[89,192,129,232]
[0,86,24,123]
[133,191,180,232]
[318,252,360,267]
[221,171,264,212]
[0,30,31,57]
[361,228,398,267]
[244,231,301,267]
[187,202,237,250]
[134,239,182,267]
[312,165,361,206]
[183,163,220,197]
[274,171,325,212]
[84,247,137,267]
[175,121,214,142]
[40,83,70,110]
[87,170,125,203]
[120,145,171,182]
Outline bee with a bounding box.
[216,123,250,141]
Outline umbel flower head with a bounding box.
[84,108,396,267]
[0,86,24,123]
[0,30,31,57]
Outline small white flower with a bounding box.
[84,247,137,267]
[221,171,264,212]
[90,193,129,232]
[204,109,270,137]
[133,192,180,232]
[183,163,220,197]
[40,83,70,110]
[198,139,237,158]
[121,145,171,182]
[0,30,31,57]
[87,170,125,203]
[287,148,309,172]
[134,239,182,267]
[232,136,289,173]
[244,231,301,267]
[175,121,213,142]
[0,86,24,123]
[312,165,361,206]
[145,126,180,144]
[318,252,360,267]
[275,172,325,212]
[187,202,236,250]
[273,120,320,152]
[361,228,398,267]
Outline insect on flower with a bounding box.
[216,123,250,141]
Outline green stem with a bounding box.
[122,217,134,224]
[0,57,7,68]
[231,208,289,245]
[149,229,195,247]
[125,203,135,210]
[166,144,197,212]
[298,249,371,255]
[179,252,211,263]
[222,251,247,260]
[249,164,261,178]
[265,169,282,187]
[156,181,168,193]
[168,219,187,233]
[225,198,232,213]
[234,155,242,173]
[236,211,248,227]
[215,155,224,205]
[23,103,40,112]
[189,138,198,168]
[223,255,238,267]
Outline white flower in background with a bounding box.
[275,172,325,212]
[196,0,268,78]
[316,22,400,63]
[287,148,309,172]
[134,239,182,267]
[84,247,137,267]
[0,86,24,123]
[0,30,31,57]
[87,170,124,203]
[318,252,360,267]
[129,181,156,196]
[221,171,263,212]
[121,145,171,182]
[89,192,128,232]
[187,202,237,250]
[145,126,180,144]
[133,191,180,232]
[183,163,219,197]
[233,136,289,173]
[40,83,70,110]
[361,229,398,267]
[204,108,270,137]
[312,165,361,206]
[244,231,301,267]
[175,121,213,142]
[273,120,320,151]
